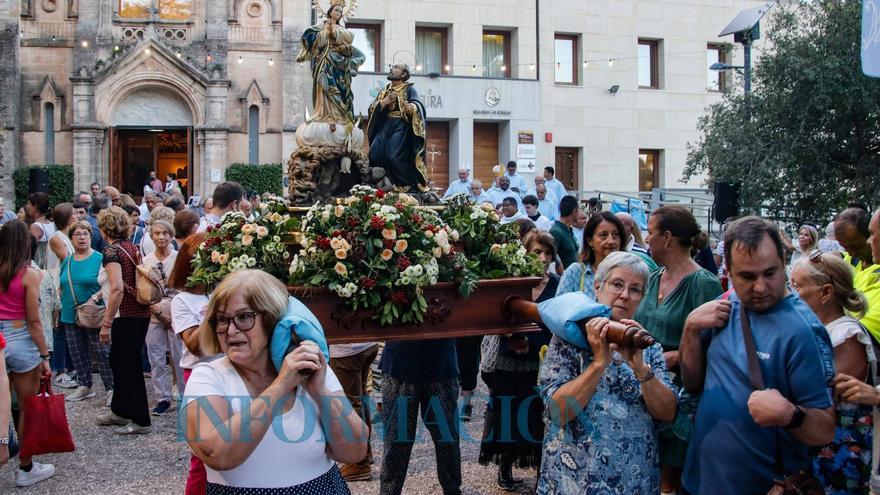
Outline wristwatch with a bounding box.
[0,437,8,446]
[784,405,806,430]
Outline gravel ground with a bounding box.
[0,375,538,494]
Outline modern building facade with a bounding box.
[0,0,763,203]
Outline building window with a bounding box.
[248,105,259,165]
[554,34,577,85]
[119,0,192,19]
[707,43,726,92]
[119,0,151,18]
[416,27,448,75]
[44,103,55,165]
[639,149,660,191]
[482,30,510,78]
[638,39,659,89]
[159,0,191,20]
[348,23,380,72]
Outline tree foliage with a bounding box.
[225,163,283,196]
[684,0,880,226]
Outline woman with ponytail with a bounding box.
[791,251,875,494]
[633,205,723,494]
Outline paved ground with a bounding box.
[0,376,538,494]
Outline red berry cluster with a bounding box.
[383,239,394,249]
[396,255,411,270]
[316,236,331,249]
[347,217,359,228]
[394,202,405,211]
[370,215,385,230]
[363,194,374,203]
[376,189,386,199]
[390,291,409,304]
[360,277,376,289]
[411,214,422,224]
[331,230,344,238]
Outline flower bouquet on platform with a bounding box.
[288,185,544,343]
[188,195,299,290]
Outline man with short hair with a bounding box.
[488,176,522,212]
[543,166,568,201]
[550,196,581,268]
[616,211,658,271]
[197,181,246,233]
[442,167,472,199]
[139,192,159,223]
[103,186,121,206]
[835,207,880,340]
[147,171,163,194]
[90,182,101,197]
[535,184,558,221]
[499,197,526,224]
[466,180,492,205]
[89,194,112,252]
[522,195,553,231]
[164,194,186,213]
[504,161,528,197]
[680,217,835,495]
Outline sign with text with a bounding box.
[863,0,880,77]
[518,131,534,144]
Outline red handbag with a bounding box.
[20,378,75,458]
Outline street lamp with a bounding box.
[709,62,744,73]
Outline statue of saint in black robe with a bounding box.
[367,78,429,192]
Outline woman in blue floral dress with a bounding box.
[538,252,677,494]
[790,252,875,494]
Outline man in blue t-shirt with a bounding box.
[680,216,836,495]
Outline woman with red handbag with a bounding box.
[0,220,54,486]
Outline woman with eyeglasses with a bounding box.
[633,206,723,493]
[538,252,677,494]
[141,220,181,416]
[184,269,365,494]
[59,221,113,403]
[790,250,875,494]
[555,212,626,299]
[479,231,558,490]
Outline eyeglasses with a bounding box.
[808,249,835,287]
[603,278,645,301]
[72,231,91,237]
[213,311,258,335]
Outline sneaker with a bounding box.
[66,386,96,402]
[339,460,372,482]
[113,422,152,435]
[53,373,78,389]
[105,390,113,407]
[151,400,172,416]
[16,461,55,487]
[96,412,128,426]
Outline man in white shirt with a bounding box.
[467,180,493,205]
[489,176,523,212]
[523,195,554,231]
[572,208,588,252]
[535,184,558,221]
[499,197,526,224]
[139,192,159,223]
[197,181,246,233]
[543,166,568,201]
[442,167,472,199]
[504,161,528,198]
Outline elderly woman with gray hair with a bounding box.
[537,251,677,494]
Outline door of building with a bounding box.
[109,127,193,199]
[473,122,499,188]
[554,147,579,191]
[425,121,450,193]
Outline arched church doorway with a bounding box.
[108,87,194,199]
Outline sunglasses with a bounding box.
[808,249,835,287]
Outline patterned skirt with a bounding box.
[205,466,351,495]
[812,403,874,495]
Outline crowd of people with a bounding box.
[0,172,879,495]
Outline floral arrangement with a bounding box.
[289,185,474,325]
[188,195,299,289]
[441,193,544,279]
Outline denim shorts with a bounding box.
[0,320,42,373]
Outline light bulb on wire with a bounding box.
[81,40,88,48]
[608,58,614,67]
[268,58,274,66]
[237,56,243,64]
[444,64,450,72]
[415,64,423,72]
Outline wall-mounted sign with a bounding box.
[517,144,536,159]
[518,131,534,144]
[485,87,500,107]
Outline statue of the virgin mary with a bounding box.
[296,0,365,124]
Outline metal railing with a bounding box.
[573,188,717,236]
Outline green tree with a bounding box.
[684,0,880,226]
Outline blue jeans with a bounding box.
[50,324,72,373]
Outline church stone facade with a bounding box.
[1,0,311,202]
